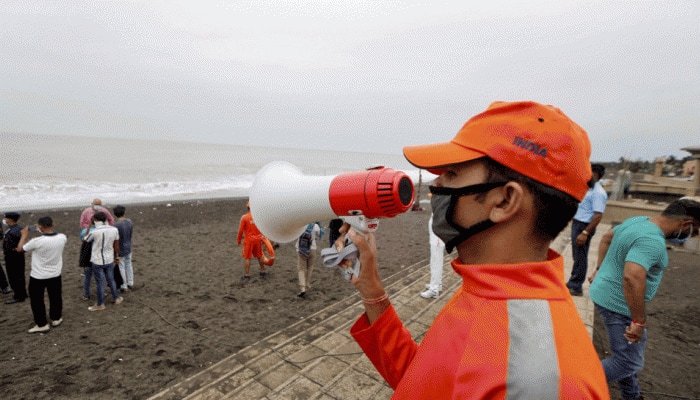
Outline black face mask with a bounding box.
[429,182,508,253]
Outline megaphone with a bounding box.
[249,161,415,243]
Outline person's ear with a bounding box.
[488,182,525,223]
[682,218,695,230]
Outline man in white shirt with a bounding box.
[84,211,123,311]
[18,216,67,333]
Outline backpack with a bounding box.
[298,224,314,258]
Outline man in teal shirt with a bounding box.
[589,198,700,400]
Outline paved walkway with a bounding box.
[148,223,610,400]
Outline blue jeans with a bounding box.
[596,304,646,400]
[83,266,93,298]
[118,252,134,288]
[92,263,120,306]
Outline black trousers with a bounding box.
[566,219,595,292]
[0,260,9,289]
[4,253,27,300]
[29,276,62,327]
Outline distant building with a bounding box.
[681,146,700,195]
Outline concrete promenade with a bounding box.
[149,223,610,400]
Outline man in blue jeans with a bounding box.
[589,198,700,400]
[84,212,123,311]
[566,163,607,296]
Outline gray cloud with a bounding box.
[1,0,698,161]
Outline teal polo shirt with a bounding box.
[590,216,668,317]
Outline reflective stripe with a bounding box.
[506,299,560,400]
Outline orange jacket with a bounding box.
[237,212,263,244]
[351,250,609,399]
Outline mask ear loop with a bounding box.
[438,182,508,252]
[683,223,693,240]
[444,220,496,253]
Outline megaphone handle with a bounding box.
[339,216,377,281]
[320,216,378,281]
[341,215,378,235]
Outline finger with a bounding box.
[334,234,346,250]
[337,259,353,270]
[338,222,351,234]
[347,229,367,250]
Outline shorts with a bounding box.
[242,239,263,259]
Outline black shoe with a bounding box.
[568,288,583,297]
[241,275,251,281]
[259,271,267,277]
[5,298,25,304]
[297,291,306,298]
[1,287,11,294]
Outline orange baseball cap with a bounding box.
[403,101,592,201]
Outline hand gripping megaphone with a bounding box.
[249,161,415,244]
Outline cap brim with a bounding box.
[403,141,486,174]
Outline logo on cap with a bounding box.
[512,136,547,158]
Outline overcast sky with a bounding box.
[1,0,698,162]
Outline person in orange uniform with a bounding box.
[341,101,610,399]
[236,202,267,279]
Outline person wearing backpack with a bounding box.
[295,222,322,298]
[79,226,95,301]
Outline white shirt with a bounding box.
[86,223,120,265]
[23,233,67,279]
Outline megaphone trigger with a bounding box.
[340,215,378,235]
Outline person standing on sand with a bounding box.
[17,216,67,333]
[295,222,322,298]
[84,212,123,311]
[419,214,445,299]
[566,162,607,296]
[236,202,267,280]
[113,205,134,292]
[79,198,114,229]
[588,198,700,400]
[0,236,11,294]
[335,101,609,398]
[80,226,95,301]
[3,212,28,304]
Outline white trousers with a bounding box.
[428,223,445,291]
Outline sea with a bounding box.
[1,133,425,211]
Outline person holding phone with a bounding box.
[3,212,27,304]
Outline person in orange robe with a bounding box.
[236,202,267,279]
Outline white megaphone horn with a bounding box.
[249,161,415,243]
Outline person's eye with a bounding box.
[443,169,458,179]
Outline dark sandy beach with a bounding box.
[0,197,697,399]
